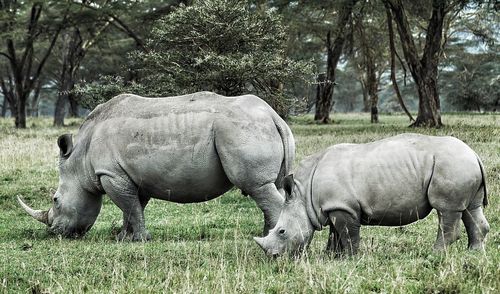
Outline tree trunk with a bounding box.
[1,95,6,117]
[54,29,84,126]
[367,68,379,123]
[314,72,334,123]
[363,38,379,123]
[412,76,442,127]
[0,79,13,117]
[1,79,17,119]
[359,79,370,112]
[15,93,27,128]
[314,0,358,124]
[29,80,42,117]
[9,99,17,119]
[54,94,67,126]
[384,0,447,128]
[68,93,79,117]
[355,11,379,123]
[385,6,414,122]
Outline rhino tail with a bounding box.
[271,114,295,189]
[475,152,488,207]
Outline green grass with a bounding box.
[0,113,498,293]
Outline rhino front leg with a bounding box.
[120,195,151,240]
[100,175,151,242]
[433,210,462,250]
[327,210,361,256]
[248,183,285,236]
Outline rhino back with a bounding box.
[79,92,278,202]
[312,134,482,226]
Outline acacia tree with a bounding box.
[439,1,499,111]
[79,0,310,117]
[349,0,389,123]
[0,1,67,128]
[52,0,188,126]
[383,0,469,127]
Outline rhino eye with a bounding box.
[53,197,60,208]
[278,229,286,235]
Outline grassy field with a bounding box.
[0,113,498,293]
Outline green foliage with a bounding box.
[1,114,499,292]
[439,2,500,111]
[75,76,146,110]
[80,0,312,117]
[442,52,499,111]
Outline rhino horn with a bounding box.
[17,196,49,225]
[254,236,267,251]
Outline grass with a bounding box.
[0,113,498,293]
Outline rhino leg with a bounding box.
[462,207,489,250]
[247,183,285,235]
[326,224,341,256]
[101,175,151,242]
[326,210,361,256]
[120,195,151,239]
[433,210,462,250]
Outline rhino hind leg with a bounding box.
[326,225,341,256]
[462,207,489,250]
[433,210,462,250]
[326,210,361,256]
[101,175,151,242]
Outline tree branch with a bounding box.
[82,20,112,51]
[73,1,147,51]
[20,3,43,72]
[0,52,12,62]
[29,13,68,91]
[383,0,422,77]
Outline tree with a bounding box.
[314,0,359,123]
[52,0,188,127]
[350,0,389,123]
[385,5,414,122]
[383,0,468,127]
[439,1,499,111]
[0,1,67,128]
[79,0,310,117]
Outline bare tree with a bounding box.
[0,2,66,128]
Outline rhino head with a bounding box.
[18,134,103,238]
[254,175,315,257]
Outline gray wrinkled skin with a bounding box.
[21,92,295,241]
[255,134,489,257]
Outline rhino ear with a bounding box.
[57,134,73,158]
[283,174,295,199]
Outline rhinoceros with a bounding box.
[254,134,489,257]
[18,92,295,241]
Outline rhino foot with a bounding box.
[116,230,151,242]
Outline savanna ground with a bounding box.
[0,113,498,293]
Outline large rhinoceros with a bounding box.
[18,92,295,241]
[255,134,489,257]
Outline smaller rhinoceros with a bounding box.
[254,134,489,257]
